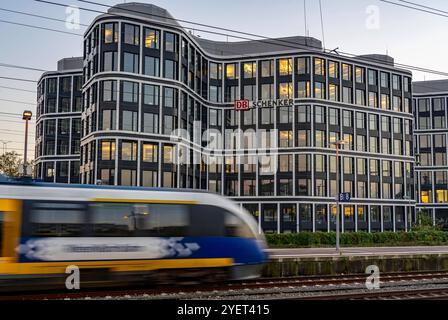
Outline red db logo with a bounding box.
[234,99,250,111]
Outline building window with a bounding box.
[142,170,157,187]
[164,32,176,52]
[121,141,137,161]
[279,130,293,147]
[163,87,176,108]
[103,51,118,71]
[243,62,256,79]
[368,69,377,86]
[122,110,138,131]
[355,89,365,105]
[164,60,176,79]
[342,87,352,103]
[123,23,139,45]
[328,61,339,78]
[104,22,118,43]
[329,84,339,101]
[279,58,292,76]
[314,58,325,76]
[101,109,116,130]
[142,143,158,162]
[123,52,139,73]
[102,80,117,102]
[279,82,292,99]
[143,84,159,105]
[355,67,365,83]
[144,56,160,77]
[143,112,158,134]
[225,63,237,80]
[261,60,274,77]
[297,57,310,74]
[101,140,116,160]
[297,81,310,98]
[163,145,174,163]
[122,81,138,103]
[314,82,325,99]
[261,83,274,100]
[342,64,352,81]
[121,170,137,186]
[144,27,160,49]
[380,72,389,88]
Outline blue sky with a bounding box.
[1,0,447,158]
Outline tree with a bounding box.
[0,151,23,177]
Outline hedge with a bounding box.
[265,231,448,247]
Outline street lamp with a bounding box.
[330,138,347,253]
[22,110,32,177]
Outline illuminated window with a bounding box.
[121,141,137,161]
[342,64,352,81]
[279,82,292,99]
[104,23,118,43]
[328,61,339,78]
[279,58,292,76]
[314,58,325,76]
[381,94,390,109]
[101,140,115,160]
[144,28,160,49]
[436,190,448,203]
[421,190,431,203]
[243,62,256,79]
[279,130,293,147]
[344,206,354,221]
[142,143,158,162]
[368,92,378,108]
[226,63,237,79]
[163,145,174,163]
[329,84,339,101]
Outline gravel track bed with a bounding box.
[75,277,448,300]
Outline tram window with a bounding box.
[90,203,189,237]
[225,212,255,238]
[29,202,86,237]
[134,204,189,237]
[90,203,134,236]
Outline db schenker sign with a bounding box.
[234,99,294,111]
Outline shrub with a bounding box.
[265,231,448,248]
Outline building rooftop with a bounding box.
[57,57,83,72]
[106,3,323,56]
[413,79,448,94]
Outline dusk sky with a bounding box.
[1,0,447,159]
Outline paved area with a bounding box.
[267,246,448,258]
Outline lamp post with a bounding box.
[22,110,32,177]
[331,138,347,253]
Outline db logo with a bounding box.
[234,99,250,111]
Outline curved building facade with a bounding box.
[35,57,83,183]
[80,3,415,233]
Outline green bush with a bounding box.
[265,230,448,248]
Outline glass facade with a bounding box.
[36,5,418,234]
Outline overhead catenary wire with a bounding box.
[380,0,448,18]
[0,76,38,83]
[0,18,83,37]
[0,85,37,93]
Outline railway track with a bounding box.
[2,270,448,300]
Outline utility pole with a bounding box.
[22,110,32,176]
[332,139,347,253]
[0,140,11,154]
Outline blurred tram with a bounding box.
[0,179,268,290]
